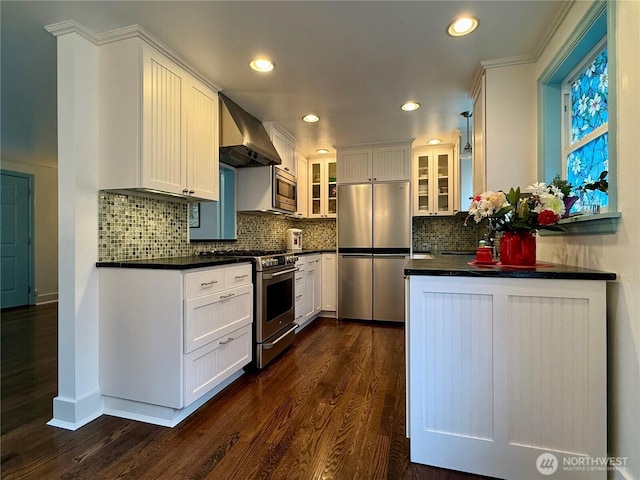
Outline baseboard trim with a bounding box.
[48,390,103,430]
[36,292,58,305]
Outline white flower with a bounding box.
[536,194,565,216]
[578,95,589,115]
[526,182,548,196]
[585,63,596,78]
[548,185,565,200]
[570,157,582,175]
[589,93,602,116]
[599,71,608,92]
[572,80,580,92]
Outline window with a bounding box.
[537,1,620,235]
[563,43,608,211]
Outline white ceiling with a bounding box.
[2,1,568,159]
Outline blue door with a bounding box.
[1,171,32,308]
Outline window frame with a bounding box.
[537,0,619,236]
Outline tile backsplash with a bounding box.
[99,191,477,261]
[412,214,483,252]
[98,191,336,261]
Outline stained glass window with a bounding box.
[570,49,608,144]
[564,44,608,212]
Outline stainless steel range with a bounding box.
[196,250,298,368]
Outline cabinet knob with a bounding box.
[189,190,195,195]
[373,178,377,181]
[182,189,189,194]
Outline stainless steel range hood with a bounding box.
[219,93,281,168]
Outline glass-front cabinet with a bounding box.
[309,157,337,218]
[413,146,455,216]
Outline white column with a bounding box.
[46,24,102,430]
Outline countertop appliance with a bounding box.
[286,228,302,251]
[196,249,298,368]
[337,182,411,322]
[218,93,282,168]
[236,166,297,214]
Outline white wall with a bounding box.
[484,62,538,191]
[535,2,640,479]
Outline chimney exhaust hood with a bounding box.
[218,93,282,168]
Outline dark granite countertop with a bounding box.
[289,249,336,255]
[96,256,252,270]
[405,254,616,281]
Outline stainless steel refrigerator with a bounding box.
[337,182,410,322]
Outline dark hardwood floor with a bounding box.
[1,304,493,480]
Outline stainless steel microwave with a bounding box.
[273,167,296,213]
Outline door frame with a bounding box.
[1,169,35,306]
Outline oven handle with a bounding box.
[262,267,298,280]
[263,324,298,349]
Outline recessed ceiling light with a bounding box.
[401,101,420,112]
[427,139,442,145]
[302,114,320,123]
[249,58,274,72]
[447,16,479,37]
[316,148,330,154]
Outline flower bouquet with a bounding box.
[465,182,565,265]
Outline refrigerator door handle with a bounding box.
[373,254,408,259]
[340,254,371,258]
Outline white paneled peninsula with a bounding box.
[404,256,616,480]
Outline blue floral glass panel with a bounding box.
[567,133,608,208]
[570,48,608,144]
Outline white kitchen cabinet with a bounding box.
[337,142,411,183]
[407,275,607,479]
[99,262,252,426]
[295,150,308,218]
[100,37,219,201]
[293,257,306,332]
[264,122,296,176]
[412,145,456,216]
[321,253,337,312]
[304,254,322,323]
[309,157,337,218]
[472,73,486,196]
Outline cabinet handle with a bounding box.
[284,167,290,171]
[296,294,303,299]
[189,190,195,195]
[220,292,235,299]
[183,189,189,194]
[234,274,248,280]
[316,259,320,263]
[219,337,234,345]
[201,280,218,287]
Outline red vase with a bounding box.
[499,231,536,266]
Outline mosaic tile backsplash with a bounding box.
[412,214,483,252]
[98,191,336,261]
[99,191,477,261]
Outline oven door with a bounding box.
[256,266,296,342]
[273,169,296,213]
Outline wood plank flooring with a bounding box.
[1,304,494,480]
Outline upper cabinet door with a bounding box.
[186,79,219,201]
[337,148,372,183]
[142,45,187,196]
[266,122,296,176]
[371,144,411,181]
[337,142,412,184]
[413,146,456,216]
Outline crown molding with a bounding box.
[480,54,536,70]
[44,20,222,92]
[532,0,576,62]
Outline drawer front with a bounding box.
[184,324,252,406]
[224,263,252,289]
[184,268,226,299]
[184,284,253,354]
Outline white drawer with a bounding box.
[294,309,305,325]
[184,323,252,407]
[294,290,305,308]
[184,267,226,299]
[224,263,252,289]
[184,284,253,354]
